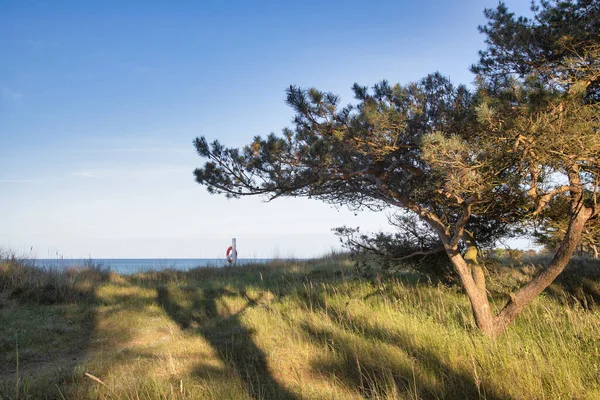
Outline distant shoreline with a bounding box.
[29,258,281,274]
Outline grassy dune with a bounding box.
[1,253,599,399]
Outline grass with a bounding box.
[0,250,599,399]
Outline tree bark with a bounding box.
[445,246,496,337]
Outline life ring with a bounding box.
[226,246,238,263]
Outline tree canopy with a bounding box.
[473,0,600,100]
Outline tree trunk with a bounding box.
[442,206,591,338]
[491,205,592,337]
[445,247,496,337]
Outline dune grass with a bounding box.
[0,251,599,399]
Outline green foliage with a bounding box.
[334,215,456,284]
[474,1,600,172]
[194,74,478,211]
[473,0,600,101]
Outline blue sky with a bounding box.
[0,0,533,259]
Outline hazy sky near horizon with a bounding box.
[1,0,534,259]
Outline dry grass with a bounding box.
[1,251,599,399]
[0,249,110,305]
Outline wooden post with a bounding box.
[232,238,237,265]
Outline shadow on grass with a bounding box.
[298,316,505,400]
[0,258,107,398]
[545,259,600,309]
[292,283,506,400]
[157,285,298,400]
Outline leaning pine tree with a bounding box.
[194,73,523,338]
[193,1,599,337]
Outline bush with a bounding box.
[334,222,457,284]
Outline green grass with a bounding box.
[1,252,599,399]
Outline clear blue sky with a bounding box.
[0,0,533,259]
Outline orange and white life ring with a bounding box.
[226,246,238,263]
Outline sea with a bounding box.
[33,258,272,275]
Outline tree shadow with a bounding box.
[0,264,107,398]
[291,283,506,400]
[298,317,506,400]
[157,284,298,400]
